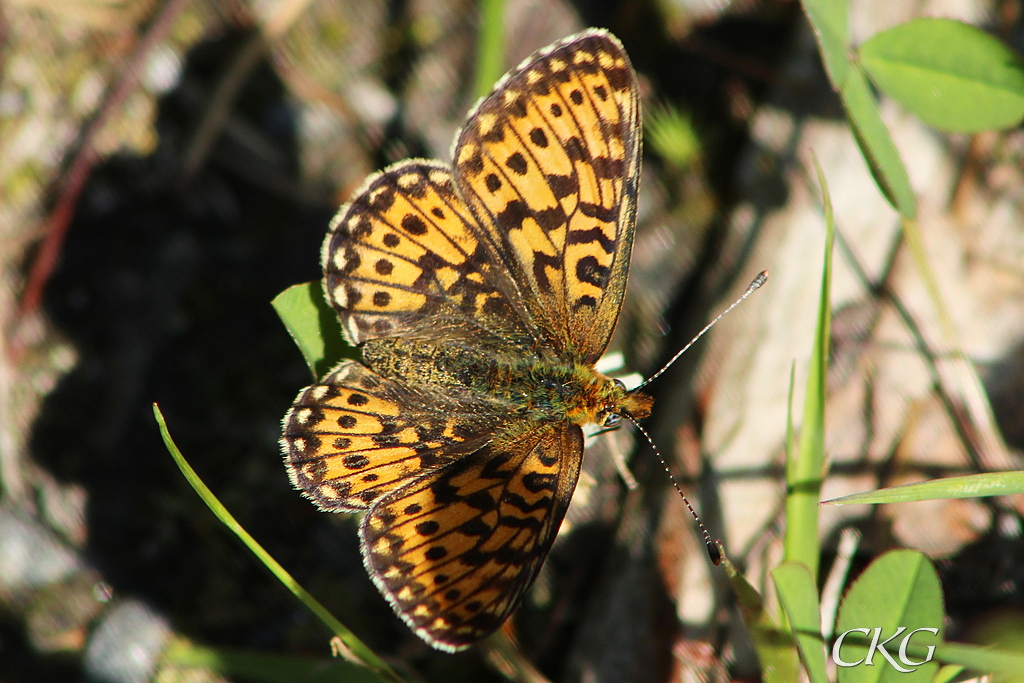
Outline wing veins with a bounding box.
[356,179,538,344]
[475,139,573,345]
[498,103,580,345]
[408,433,558,613]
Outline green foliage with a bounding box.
[834,551,943,683]
[153,404,406,683]
[738,167,1024,682]
[646,103,701,170]
[473,0,507,100]
[721,548,801,683]
[162,642,385,683]
[859,19,1024,133]
[782,157,834,579]
[773,563,828,683]
[272,281,354,378]
[823,471,1024,506]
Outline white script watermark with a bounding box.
[832,627,939,672]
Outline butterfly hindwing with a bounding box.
[360,424,584,650]
[282,361,495,511]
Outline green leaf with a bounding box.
[772,563,828,683]
[859,18,1024,132]
[822,470,1024,505]
[164,642,384,683]
[931,664,965,683]
[473,0,506,100]
[721,546,801,683]
[800,0,918,218]
[800,0,851,86]
[933,641,1024,676]
[783,158,834,578]
[834,550,943,683]
[840,66,918,219]
[272,282,353,378]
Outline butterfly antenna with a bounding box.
[627,416,721,565]
[637,271,768,391]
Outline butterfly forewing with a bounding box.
[321,160,536,349]
[454,31,641,362]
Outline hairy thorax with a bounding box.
[361,337,652,427]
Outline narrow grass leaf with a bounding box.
[773,562,829,683]
[934,641,1024,675]
[164,641,382,683]
[800,0,851,85]
[800,0,918,217]
[839,67,917,218]
[153,404,404,683]
[932,664,965,683]
[473,0,506,100]
[822,470,1024,505]
[784,158,834,578]
[721,545,801,682]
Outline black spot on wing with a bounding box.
[578,202,617,222]
[532,251,561,293]
[546,174,578,199]
[575,255,609,288]
[402,214,428,235]
[567,227,615,254]
[506,152,528,175]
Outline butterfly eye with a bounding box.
[602,412,622,429]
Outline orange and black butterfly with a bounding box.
[281,29,650,651]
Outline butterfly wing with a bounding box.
[282,361,496,511]
[321,160,537,351]
[360,423,584,651]
[286,29,644,652]
[452,30,641,363]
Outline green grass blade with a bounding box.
[153,404,405,683]
[721,546,801,682]
[933,641,1024,675]
[800,0,850,86]
[473,0,506,100]
[822,471,1024,505]
[839,66,918,219]
[800,0,917,218]
[783,158,834,578]
[164,641,384,683]
[772,563,828,683]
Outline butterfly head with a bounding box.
[595,377,653,428]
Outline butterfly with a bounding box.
[281,28,650,651]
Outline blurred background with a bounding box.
[2,0,1023,681]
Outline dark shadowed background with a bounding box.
[2,1,1023,682]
